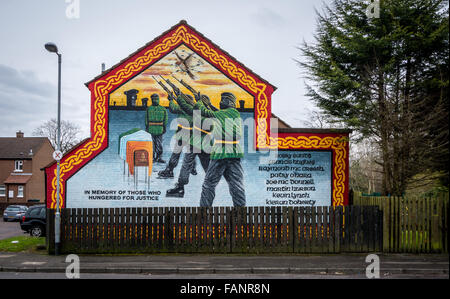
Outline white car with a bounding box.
[3,205,28,222]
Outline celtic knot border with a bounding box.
[48,24,347,208]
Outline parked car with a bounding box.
[20,205,46,237]
[3,205,28,222]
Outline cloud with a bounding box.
[195,78,229,86]
[141,68,172,76]
[197,70,220,75]
[155,62,173,67]
[250,7,286,29]
[142,87,160,93]
[0,64,53,97]
[0,64,58,137]
[133,78,153,84]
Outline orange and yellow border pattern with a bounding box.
[45,23,349,209]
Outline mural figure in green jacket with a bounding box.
[157,91,198,179]
[196,92,246,207]
[146,94,168,163]
[166,93,214,198]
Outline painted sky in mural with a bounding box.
[109,45,254,109]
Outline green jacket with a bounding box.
[177,96,213,151]
[146,97,168,136]
[169,94,194,142]
[196,101,244,159]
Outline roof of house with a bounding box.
[0,137,51,160]
[271,113,292,128]
[4,174,32,184]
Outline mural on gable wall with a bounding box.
[46,21,349,209]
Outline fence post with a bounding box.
[226,207,232,253]
[431,196,442,252]
[46,208,55,254]
[382,198,390,252]
[334,206,341,253]
[444,194,449,253]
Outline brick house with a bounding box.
[0,131,54,204]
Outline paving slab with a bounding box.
[0,252,447,277]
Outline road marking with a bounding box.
[21,262,47,265]
[383,262,449,265]
[0,255,16,258]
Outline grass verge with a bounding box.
[0,236,45,253]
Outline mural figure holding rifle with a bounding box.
[153,76,198,179]
[165,92,214,198]
[195,92,246,207]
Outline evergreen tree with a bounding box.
[299,0,449,195]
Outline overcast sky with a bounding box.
[0,0,333,139]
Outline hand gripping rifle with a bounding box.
[161,75,199,106]
[170,75,218,110]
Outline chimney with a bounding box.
[16,131,24,138]
[101,63,106,73]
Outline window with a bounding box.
[15,160,23,172]
[18,186,24,198]
[5,207,20,212]
[0,185,5,197]
[28,208,41,217]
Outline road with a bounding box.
[0,272,448,279]
[0,220,25,240]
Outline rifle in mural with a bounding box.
[171,75,218,111]
[172,75,198,97]
[159,76,180,95]
[160,75,196,105]
[152,76,174,100]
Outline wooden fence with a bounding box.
[47,206,382,254]
[354,193,449,253]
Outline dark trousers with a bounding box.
[165,139,196,171]
[200,158,246,207]
[151,134,163,160]
[167,151,182,171]
[178,148,210,186]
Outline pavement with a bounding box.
[0,252,448,278]
[0,222,448,279]
[0,220,25,240]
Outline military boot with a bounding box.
[158,169,174,179]
[166,183,185,198]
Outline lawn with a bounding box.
[0,236,46,252]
